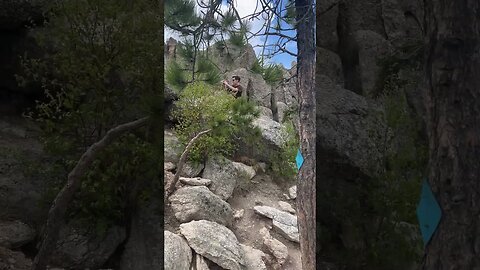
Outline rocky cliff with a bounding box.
[163,38,303,269]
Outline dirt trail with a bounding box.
[229,173,302,270]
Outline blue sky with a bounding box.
[165,0,297,69]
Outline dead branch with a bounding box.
[32,117,149,270]
[165,129,212,198]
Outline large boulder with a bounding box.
[164,231,192,270]
[164,131,205,177]
[317,0,340,51]
[0,118,48,228]
[119,197,163,270]
[50,223,126,269]
[193,254,211,270]
[381,0,423,45]
[169,186,234,226]
[180,161,204,178]
[257,106,273,119]
[241,244,267,270]
[240,116,288,163]
[0,220,35,249]
[202,156,253,200]
[254,206,299,243]
[164,130,182,163]
[259,227,288,266]
[337,0,385,36]
[316,75,387,178]
[316,75,389,261]
[0,246,31,270]
[210,42,257,73]
[180,220,246,270]
[225,68,271,108]
[354,30,393,97]
[317,47,344,86]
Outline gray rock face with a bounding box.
[317,0,340,51]
[164,130,183,163]
[164,231,192,270]
[225,68,271,108]
[164,162,176,171]
[338,0,386,35]
[354,30,393,97]
[317,47,344,85]
[253,117,287,148]
[254,206,299,243]
[241,244,267,270]
[50,224,126,269]
[279,78,298,110]
[179,177,211,187]
[0,220,35,249]
[278,201,296,214]
[0,246,31,270]
[257,106,273,119]
[276,102,289,123]
[210,42,257,73]
[259,227,288,266]
[180,220,246,270]
[193,254,211,270]
[119,197,163,270]
[316,75,387,178]
[239,116,289,163]
[202,156,250,200]
[169,186,234,226]
[381,0,423,45]
[232,162,256,180]
[0,127,48,227]
[180,161,204,178]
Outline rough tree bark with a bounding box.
[165,129,211,198]
[32,117,149,270]
[423,0,480,269]
[295,0,316,269]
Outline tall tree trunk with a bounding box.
[295,0,316,269]
[423,1,480,269]
[32,117,149,270]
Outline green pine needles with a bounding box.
[17,0,163,232]
[173,82,260,161]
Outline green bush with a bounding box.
[270,119,298,181]
[17,0,163,232]
[173,82,260,161]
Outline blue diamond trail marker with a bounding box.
[416,179,442,246]
[296,149,304,170]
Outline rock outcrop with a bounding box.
[316,75,387,179]
[202,156,253,200]
[169,186,234,226]
[254,206,300,243]
[119,197,163,270]
[0,246,32,270]
[0,220,35,249]
[180,220,246,270]
[164,231,192,270]
[50,224,126,269]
